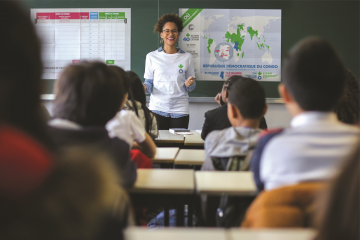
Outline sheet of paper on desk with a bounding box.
[175,132,194,135]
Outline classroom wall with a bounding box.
[188,102,291,130]
[24,0,360,96]
[42,101,292,130]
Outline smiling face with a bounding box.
[160,22,179,47]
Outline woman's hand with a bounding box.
[143,84,147,92]
[185,76,195,87]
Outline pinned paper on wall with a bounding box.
[31,8,131,79]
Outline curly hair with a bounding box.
[154,13,183,33]
[333,69,360,124]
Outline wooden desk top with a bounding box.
[184,131,204,146]
[195,171,257,196]
[154,130,184,144]
[125,227,226,240]
[151,147,180,164]
[174,149,205,165]
[230,229,315,240]
[129,169,195,194]
[125,227,315,240]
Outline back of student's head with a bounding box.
[333,69,360,125]
[126,70,154,134]
[283,37,346,111]
[228,77,266,119]
[110,66,131,94]
[0,1,49,145]
[53,62,127,126]
[127,71,146,105]
[223,75,241,92]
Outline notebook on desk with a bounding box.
[169,128,190,134]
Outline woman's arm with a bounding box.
[185,80,196,92]
[185,53,196,92]
[143,79,154,94]
[144,53,154,94]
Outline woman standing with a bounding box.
[143,13,196,130]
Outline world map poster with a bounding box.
[179,9,281,82]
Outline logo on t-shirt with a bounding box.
[178,64,184,74]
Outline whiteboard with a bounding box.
[31,8,131,79]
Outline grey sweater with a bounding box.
[201,126,262,171]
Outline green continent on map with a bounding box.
[256,42,270,50]
[237,24,244,30]
[247,27,258,41]
[207,38,214,54]
[225,26,245,51]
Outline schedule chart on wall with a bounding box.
[31,8,131,79]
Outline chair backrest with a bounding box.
[241,182,324,228]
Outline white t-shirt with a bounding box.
[106,110,146,148]
[124,100,158,139]
[144,49,195,114]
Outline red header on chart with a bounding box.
[36,12,89,20]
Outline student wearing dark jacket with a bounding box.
[48,62,137,188]
[201,76,267,140]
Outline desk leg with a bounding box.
[188,203,193,227]
[164,207,169,227]
[176,205,185,226]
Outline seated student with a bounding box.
[106,67,156,160]
[0,127,131,240]
[48,62,137,188]
[251,37,360,192]
[124,71,158,139]
[0,2,52,150]
[201,76,267,140]
[0,2,131,239]
[201,77,267,171]
[333,69,360,125]
[313,141,359,240]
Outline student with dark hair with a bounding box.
[0,2,131,240]
[333,69,360,125]
[0,0,52,148]
[106,67,156,159]
[48,62,137,188]
[314,141,359,240]
[200,77,267,226]
[251,37,359,192]
[201,76,267,140]
[201,77,267,171]
[124,71,158,139]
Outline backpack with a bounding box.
[214,153,255,228]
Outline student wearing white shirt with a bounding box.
[250,37,360,191]
[124,71,158,139]
[143,13,196,130]
[107,66,156,159]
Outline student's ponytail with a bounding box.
[126,71,154,135]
